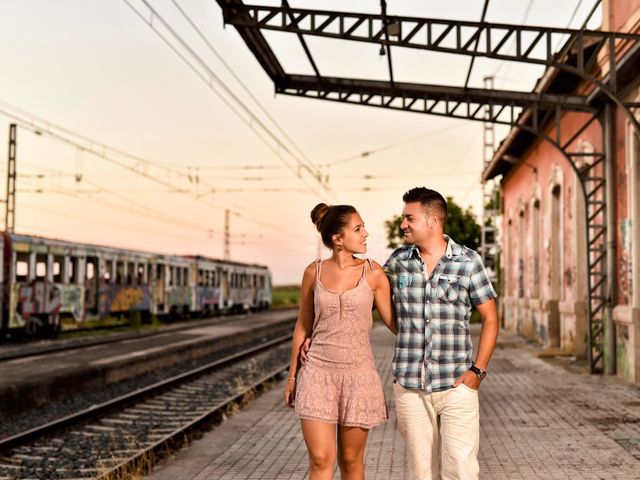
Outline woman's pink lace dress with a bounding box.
[294,259,388,429]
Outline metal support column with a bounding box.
[224,209,230,260]
[604,102,617,375]
[480,77,498,286]
[5,124,16,233]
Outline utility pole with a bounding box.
[480,77,498,286]
[6,124,17,233]
[224,209,230,260]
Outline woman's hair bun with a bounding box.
[310,203,330,231]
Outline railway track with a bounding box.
[0,334,291,480]
[0,308,296,363]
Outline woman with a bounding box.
[284,203,396,480]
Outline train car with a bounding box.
[223,260,271,312]
[189,256,271,313]
[0,232,272,339]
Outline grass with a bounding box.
[58,313,161,339]
[271,285,301,308]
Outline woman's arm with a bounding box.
[284,262,316,407]
[369,261,397,335]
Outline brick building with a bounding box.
[483,0,640,383]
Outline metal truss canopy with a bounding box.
[278,75,595,135]
[221,3,640,85]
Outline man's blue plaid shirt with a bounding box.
[384,235,497,393]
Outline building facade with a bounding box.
[483,0,640,383]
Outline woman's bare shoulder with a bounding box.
[303,261,318,276]
[366,260,386,283]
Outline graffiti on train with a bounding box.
[11,282,84,327]
[195,287,221,310]
[99,285,153,312]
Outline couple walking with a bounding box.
[284,187,498,480]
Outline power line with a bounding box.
[168,0,319,179]
[0,105,309,239]
[19,201,217,240]
[324,122,468,167]
[0,99,187,181]
[18,177,213,233]
[122,0,329,197]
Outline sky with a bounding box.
[0,0,601,284]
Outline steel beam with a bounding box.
[221,3,640,79]
[277,75,595,137]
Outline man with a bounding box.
[385,187,498,479]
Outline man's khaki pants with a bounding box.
[393,382,480,480]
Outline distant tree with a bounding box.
[384,196,481,250]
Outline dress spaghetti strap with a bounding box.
[365,258,373,273]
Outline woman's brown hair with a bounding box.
[310,203,358,249]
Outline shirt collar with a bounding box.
[408,234,461,260]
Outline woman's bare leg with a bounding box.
[301,419,337,479]
[337,426,369,480]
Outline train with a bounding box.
[0,232,272,339]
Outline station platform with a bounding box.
[0,309,296,415]
[146,324,640,480]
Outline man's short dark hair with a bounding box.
[403,187,448,223]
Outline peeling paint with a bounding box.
[620,219,633,305]
[617,324,631,380]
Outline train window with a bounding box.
[53,257,63,283]
[209,270,215,287]
[168,266,174,287]
[198,269,203,286]
[156,264,163,281]
[137,264,145,284]
[35,254,47,279]
[116,261,124,285]
[86,262,95,280]
[126,262,135,285]
[16,252,29,283]
[104,260,113,284]
[184,267,189,286]
[68,257,78,284]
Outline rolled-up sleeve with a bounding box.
[468,255,497,306]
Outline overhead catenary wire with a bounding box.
[167,0,320,180]
[17,177,214,233]
[0,99,188,181]
[0,106,309,240]
[121,0,329,198]
[324,122,469,167]
[19,201,220,240]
